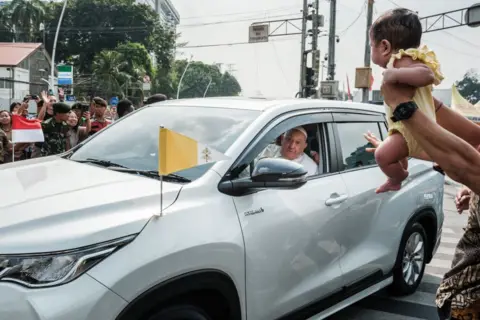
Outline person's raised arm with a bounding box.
[434,97,480,147]
[37,91,50,120]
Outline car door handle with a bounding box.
[325,194,348,206]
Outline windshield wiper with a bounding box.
[107,167,191,182]
[74,158,128,168]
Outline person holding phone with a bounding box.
[66,108,91,149]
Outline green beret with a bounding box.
[53,102,71,114]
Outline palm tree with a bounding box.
[8,0,46,42]
[0,6,14,42]
[92,50,131,98]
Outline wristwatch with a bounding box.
[391,101,418,122]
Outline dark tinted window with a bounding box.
[70,106,260,181]
[336,122,381,170]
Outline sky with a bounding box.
[172,0,480,98]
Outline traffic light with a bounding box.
[306,67,315,87]
[304,67,317,97]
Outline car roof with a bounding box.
[157,97,385,114]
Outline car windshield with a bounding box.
[70,105,260,181]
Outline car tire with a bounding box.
[389,222,428,296]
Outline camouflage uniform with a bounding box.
[40,118,69,156]
[0,129,9,163]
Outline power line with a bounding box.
[179,13,300,28]
[338,0,367,35]
[181,5,298,20]
[178,37,298,49]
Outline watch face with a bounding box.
[394,102,417,120]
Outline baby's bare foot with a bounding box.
[376,171,408,194]
[376,179,402,193]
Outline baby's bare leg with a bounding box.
[375,133,410,193]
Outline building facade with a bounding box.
[137,0,180,30]
[0,43,55,111]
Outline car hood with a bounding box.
[0,157,182,254]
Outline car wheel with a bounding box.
[389,222,427,296]
[147,304,212,320]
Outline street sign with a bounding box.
[58,65,73,85]
[320,81,339,99]
[110,96,119,106]
[66,95,76,102]
[249,24,269,43]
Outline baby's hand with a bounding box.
[382,69,397,84]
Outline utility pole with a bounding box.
[362,0,374,103]
[299,0,308,96]
[311,0,320,97]
[327,0,336,81]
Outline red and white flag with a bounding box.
[11,114,44,143]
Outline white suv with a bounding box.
[0,98,444,320]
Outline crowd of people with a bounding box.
[0,92,167,164]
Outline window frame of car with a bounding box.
[330,109,387,174]
[220,109,337,185]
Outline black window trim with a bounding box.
[330,112,386,174]
[221,109,336,182]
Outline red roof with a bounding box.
[0,43,43,66]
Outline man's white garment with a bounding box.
[291,153,318,176]
[257,144,318,176]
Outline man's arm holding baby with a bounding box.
[383,57,435,88]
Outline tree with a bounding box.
[42,0,175,74]
[0,6,14,42]
[456,69,480,104]
[116,42,153,78]
[91,50,131,98]
[5,0,46,42]
[169,60,242,99]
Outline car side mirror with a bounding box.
[251,158,307,183]
[218,158,308,196]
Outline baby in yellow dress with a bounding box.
[370,8,444,193]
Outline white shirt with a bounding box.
[257,144,318,176]
[291,153,318,176]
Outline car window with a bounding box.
[231,113,331,180]
[336,122,381,171]
[70,105,260,181]
[379,121,388,140]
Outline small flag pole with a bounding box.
[155,126,164,218]
[11,144,14,162]
[160,174,163,217]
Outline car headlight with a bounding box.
[0,235,135,288]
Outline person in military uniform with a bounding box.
[40,102,71,157]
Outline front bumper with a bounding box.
[0,274,127,320]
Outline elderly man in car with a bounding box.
[259,126,318,176]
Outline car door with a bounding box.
[223,111,349,320]
[330,111,392,286]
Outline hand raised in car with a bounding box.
[364,131,382,153]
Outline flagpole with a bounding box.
[156,126,164,218]
[160,175,163,217]
[11,144,14,162]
